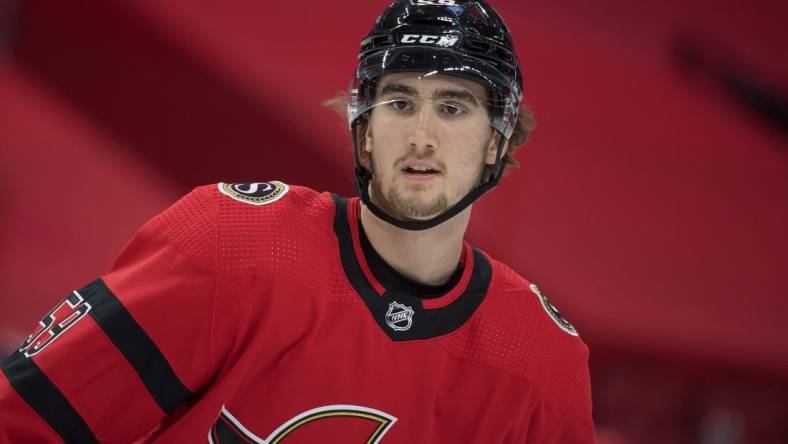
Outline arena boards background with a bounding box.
[0,0,786,442]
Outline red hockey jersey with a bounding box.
[0,182,594,443]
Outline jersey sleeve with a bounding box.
[527,348,596,444]
[532,415,596,444]
[0,186,221,443]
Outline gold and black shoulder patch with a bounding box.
[218,181,289,206]
[530,283,578,336]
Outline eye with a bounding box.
[389,100,410,111]
[441,103,466,116]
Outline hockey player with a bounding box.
[0,1,594,442]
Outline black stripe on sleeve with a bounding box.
[211,415,248,444]
[1,353,99,444]
[81,278,194,414]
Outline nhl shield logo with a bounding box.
[385,301,414,331]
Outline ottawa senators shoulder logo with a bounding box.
[209,404,397,444]
[218,181,289,206]
[530,283,578,337]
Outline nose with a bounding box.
[406,104,438,153]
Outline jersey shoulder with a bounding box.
[448,252,591,416]
[149,181,335,275]
[487,257,581,339]
[210,181,333,221]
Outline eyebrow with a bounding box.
[433,89,481,107]
[378,83,482,107]
[379,83,418,97]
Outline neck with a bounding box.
[359,203,470,286]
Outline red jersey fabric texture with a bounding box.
[0,183,594,443]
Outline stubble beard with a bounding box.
[366,145,487,221]
[367,174,447,220]
[369,169,485,221]
[387,182,448,219]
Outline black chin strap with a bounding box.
[352,129,507,231]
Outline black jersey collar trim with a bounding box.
[358,222,464,298]
[332,195,492,341]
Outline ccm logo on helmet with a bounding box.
[400,34,459,47]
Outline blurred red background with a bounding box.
[1,0,786,442]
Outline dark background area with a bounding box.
[1,0,786,442]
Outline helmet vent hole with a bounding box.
[463,39,492,54]
[494,48,514,64]
[372,35,393,47]
[465,5,491,26]
[361,35,394,52]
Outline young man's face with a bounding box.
[365,72,500,222]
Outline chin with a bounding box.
[388,194,448,220]
[396,209,440,221]
[370,181,450,220]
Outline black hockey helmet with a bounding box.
[349,0,523,231]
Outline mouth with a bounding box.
[402,165,441,180]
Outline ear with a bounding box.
[485,133,508,165]
[365,130,373,152]
[357,123,373,169]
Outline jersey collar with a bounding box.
[332,195,492,341]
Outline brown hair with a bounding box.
[324,93,535,176]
